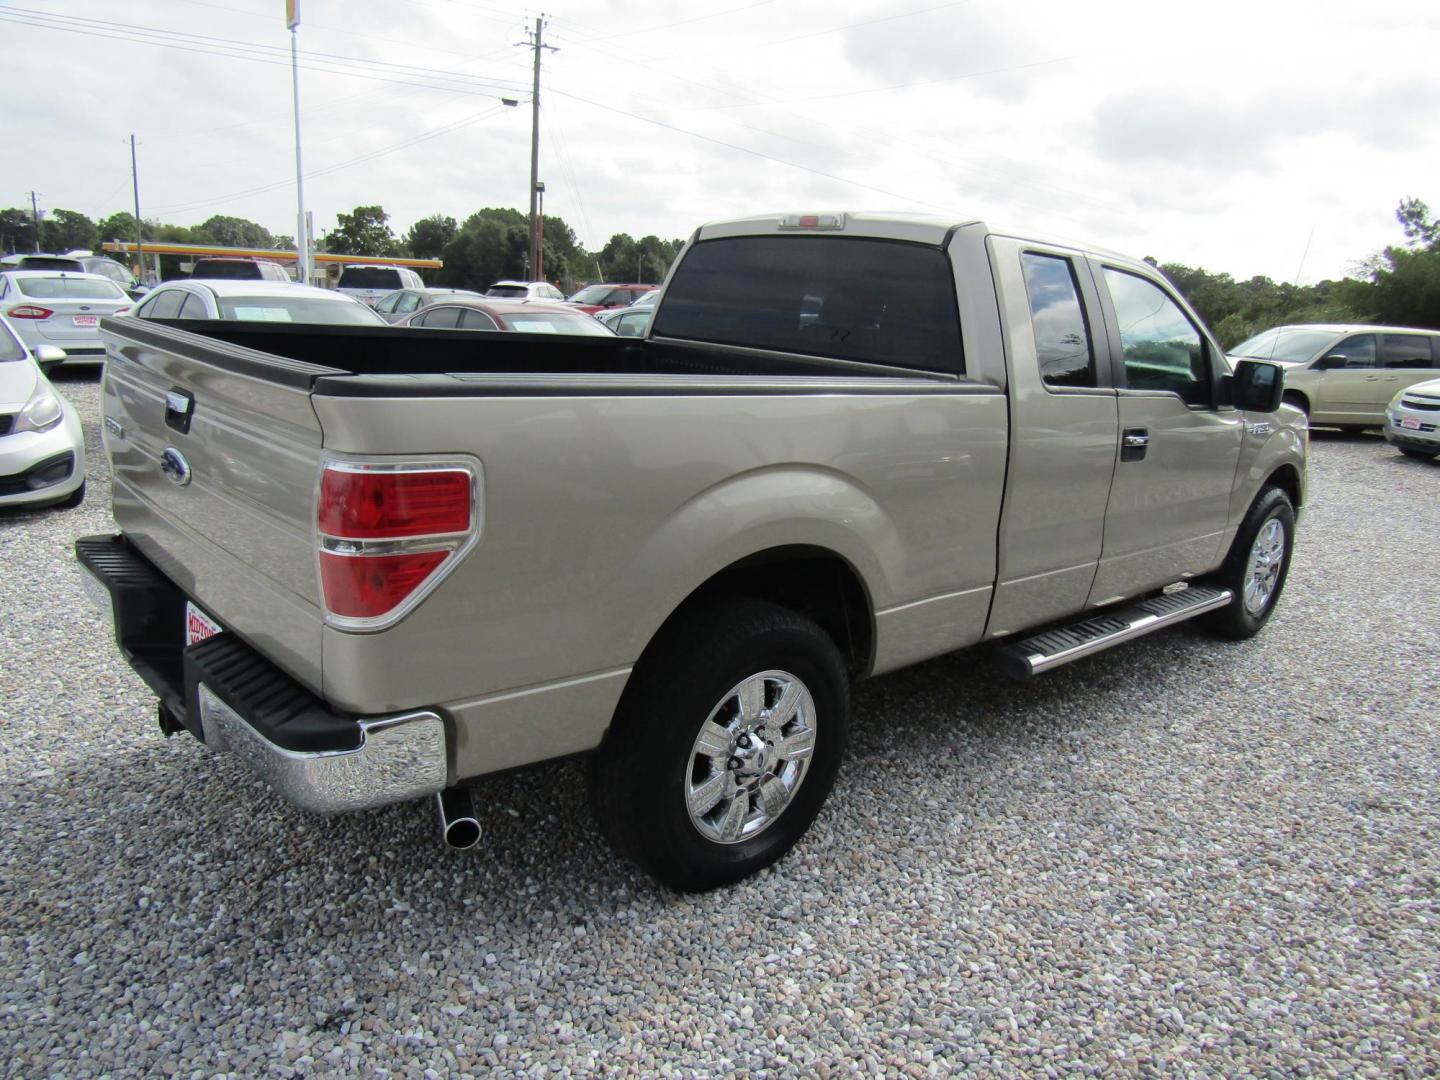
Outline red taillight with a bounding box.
[9,305,52,319]
[316,462,478,626]
[319,550,448,619]
[318,467,471,539]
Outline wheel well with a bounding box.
[1281,389,1310,415]
[1266,464,1303,509]
[686,546,874,675]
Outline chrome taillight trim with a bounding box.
[314,454,484,633]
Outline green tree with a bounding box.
[198,214,273,248]
[437,208,527,290]
[0,208,37,253]
[1396,197,1440,249]
[96,211,145,245]
[329,205,401,257]
[405,214,457,260]
[38,209,97,253]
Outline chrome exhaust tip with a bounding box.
[436,787,481,850]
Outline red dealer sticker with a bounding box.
[185,602,223,647]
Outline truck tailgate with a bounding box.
[100,318,341,693]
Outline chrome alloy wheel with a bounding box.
[685,670,817,845]
[1243,517,1287,616]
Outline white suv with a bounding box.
[336,265,425,307]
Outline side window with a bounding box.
[175,293,208,319]
[374,293,398,314]
[416,307,460,329]
[1020,253,1095,389]
[1381,333,1433,369]
[459,309,499,330]
[397,293,422,314]
[143,290,186,319]
[1326,334,1375,368]
[1101,267,1207,405]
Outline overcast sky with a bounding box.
[4,0,1438,282]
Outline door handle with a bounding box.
[1121,428,1149,462]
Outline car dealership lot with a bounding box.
[2,378,1437,1076]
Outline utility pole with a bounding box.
[288,2,309,285]
[29,191,41,252]
[519,16,556,280]
[130,136,144,281]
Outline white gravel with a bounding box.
[2,374,1438,1077]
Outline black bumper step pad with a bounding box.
[76,534,361,754]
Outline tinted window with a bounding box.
[17,276,127,300]
[459,309,499,330]
[338,267,403,290]
[192,260,264,280]
[16,256,84,271]
[653,236,963,373]
[485,285,528,298]
[414,307,461,329]
[1021,253,1095,388]
[176,293,208,319]
[1381,333,1435,369]
[1102,267,1208,404]
[1326,334,1375,368]
[142,290,185,318]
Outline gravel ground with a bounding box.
[2,372,1438,1077]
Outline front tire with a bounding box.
[588,597,849,891]
[1202,486,1295,640]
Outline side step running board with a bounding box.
[993,584,1233,680]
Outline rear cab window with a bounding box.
[652,235,963,373]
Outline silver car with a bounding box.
[1384,377,1440,460]
[133,280,387,326]
[373,287,481,324]
[0,270,133,365]
[0,317,85,509]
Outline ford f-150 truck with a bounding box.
[78,212,1306,890]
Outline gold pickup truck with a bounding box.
[78,212,1306,890]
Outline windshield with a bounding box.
[503,312,615,336]
[1229,328,1339,363]
[217,297,387,325]
[17,276,127,300]
[83,259,134,285]
[0,319,25,361]
[567,284,615,304]
[338,267,403,290]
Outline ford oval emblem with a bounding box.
[160,447,192,486]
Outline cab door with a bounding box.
[985,239,1119,637]
[1085,263,1244,605]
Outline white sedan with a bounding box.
[0,270,133,366]
[0,316,85,510]
[133,280,388,326]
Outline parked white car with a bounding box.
[133,280,387,326]
[0,270,133,365]
[1384,377,1440,460]
[484,280,566,302]
[0,316,85,509]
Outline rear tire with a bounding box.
[1202,486,1295,640]
[588,596,849,892]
